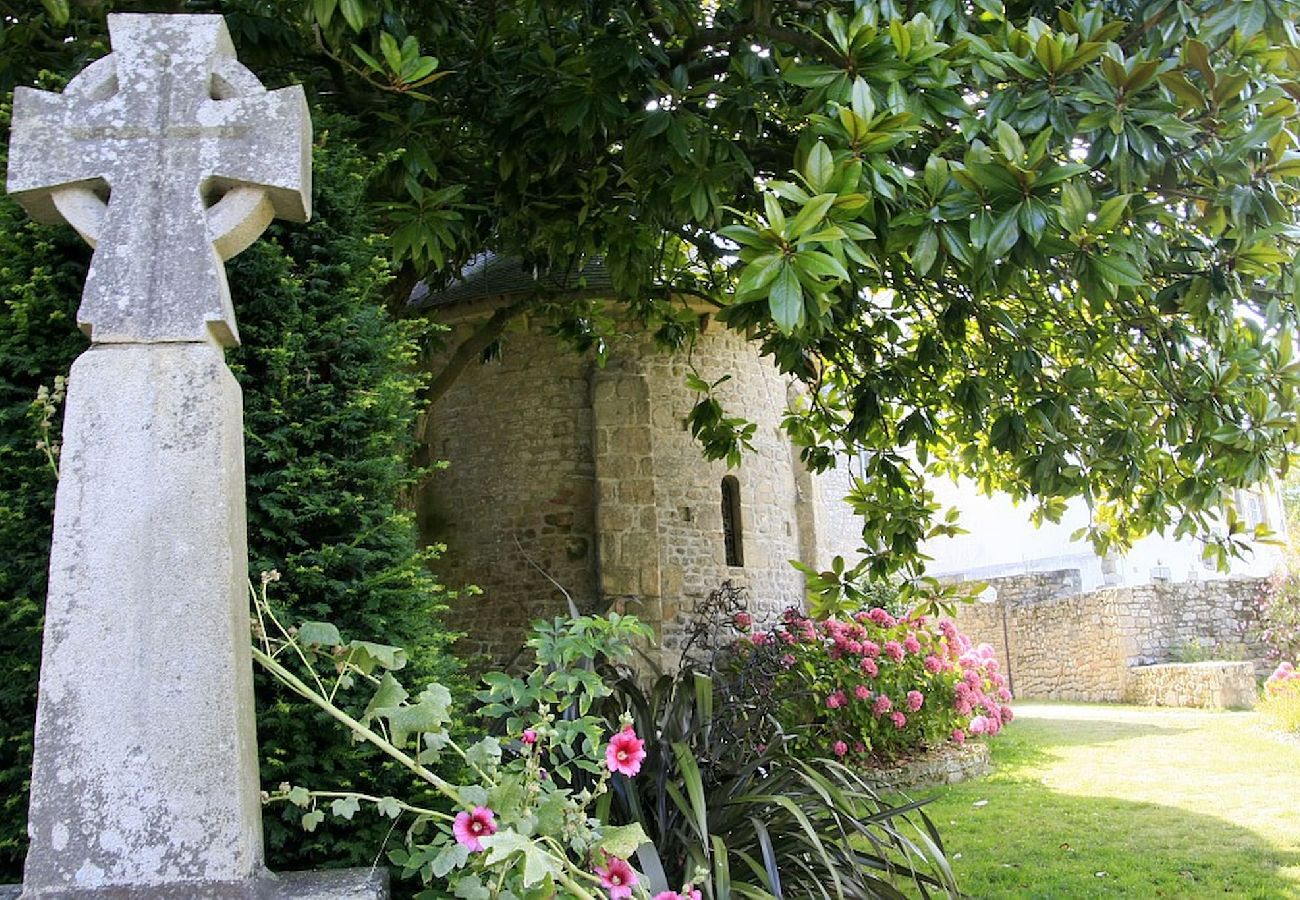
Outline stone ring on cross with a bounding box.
[7,14,312,348]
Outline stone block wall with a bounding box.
[418,315,601,659]
[633,323,807,662]
[419,307,821,664]
[952,571,1269,701]
[1125,662,1257,709]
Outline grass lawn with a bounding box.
[914,703,1300,898]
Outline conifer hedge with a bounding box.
[0,111,462,878]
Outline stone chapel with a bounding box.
[412,255,862,665]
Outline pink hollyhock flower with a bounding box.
[860,657,879,677]
[749,632,770,646]
[975,643,996,660]
[846,640,864,655]
[861,640,881,658]
[955,699,973,716]
[853,742,866,754]
[778,630,796,645]
[832,740,848,757]
[923,654,943,674]
[606,727,646,777]
[826,689,847,710]
[1000,705,1015,724]
[595,857,638,900]
[998,687,1012,702]
[891,711,907,729]
[986,717,1002,736]
[952,728,966,745]
[873,694,893,716]
[963,669,981,687]
[521,728,538,745]
[969,715,989,735]
[903,634,922,654]
[733,611,753,630]
[884,641,905,662]
[855,684,872,701]
[938,619,958,640]
[452,806,497,852]
[653,891,701,900]
[906,690,924,712]
[780,653,796,668]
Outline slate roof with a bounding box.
[409,253,615,310]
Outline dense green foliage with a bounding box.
[0,113,462,876]
[6,0,1298,586]
[229,129,464,872]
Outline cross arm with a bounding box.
[6,87,109,224]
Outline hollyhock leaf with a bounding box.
[601,822,650,858]
[296,621,342,646]
[330,796,360,820]
[480,830,560,887]
[432,841,471,877]
[465,736,502,772]
[451,875,492,900]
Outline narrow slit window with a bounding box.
[721,475,744,567]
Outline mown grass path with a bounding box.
[917,702,1300,898]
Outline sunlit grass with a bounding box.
[915,702,1300,898]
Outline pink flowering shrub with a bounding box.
[729,607,1012,758]
[1266,660,1300,696]
[1261,661,1300,734]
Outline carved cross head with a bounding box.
[6,14,312,347]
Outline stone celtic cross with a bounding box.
[8,13,310,346]
[4,13,385,898]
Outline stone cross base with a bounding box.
[1,867,388,898]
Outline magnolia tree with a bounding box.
[7,0,1300,583]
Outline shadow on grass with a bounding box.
[1006,711,1190,753]
[922,778,1300,898]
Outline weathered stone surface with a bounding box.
[1125,661,1257,710]
[6,14,311,347]
[24,344,262,894]
[418,312,834,665]
[952,571,1271,702]
[4,866,388,898]
[858,743,991,793]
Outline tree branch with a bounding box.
[417,297,532,443]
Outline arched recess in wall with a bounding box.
[721,475,744,567]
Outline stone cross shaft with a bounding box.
[7,14,311,346]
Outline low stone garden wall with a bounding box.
[1124,661,1257,709]
[859,742,991,792]
[951,571,1271,704]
